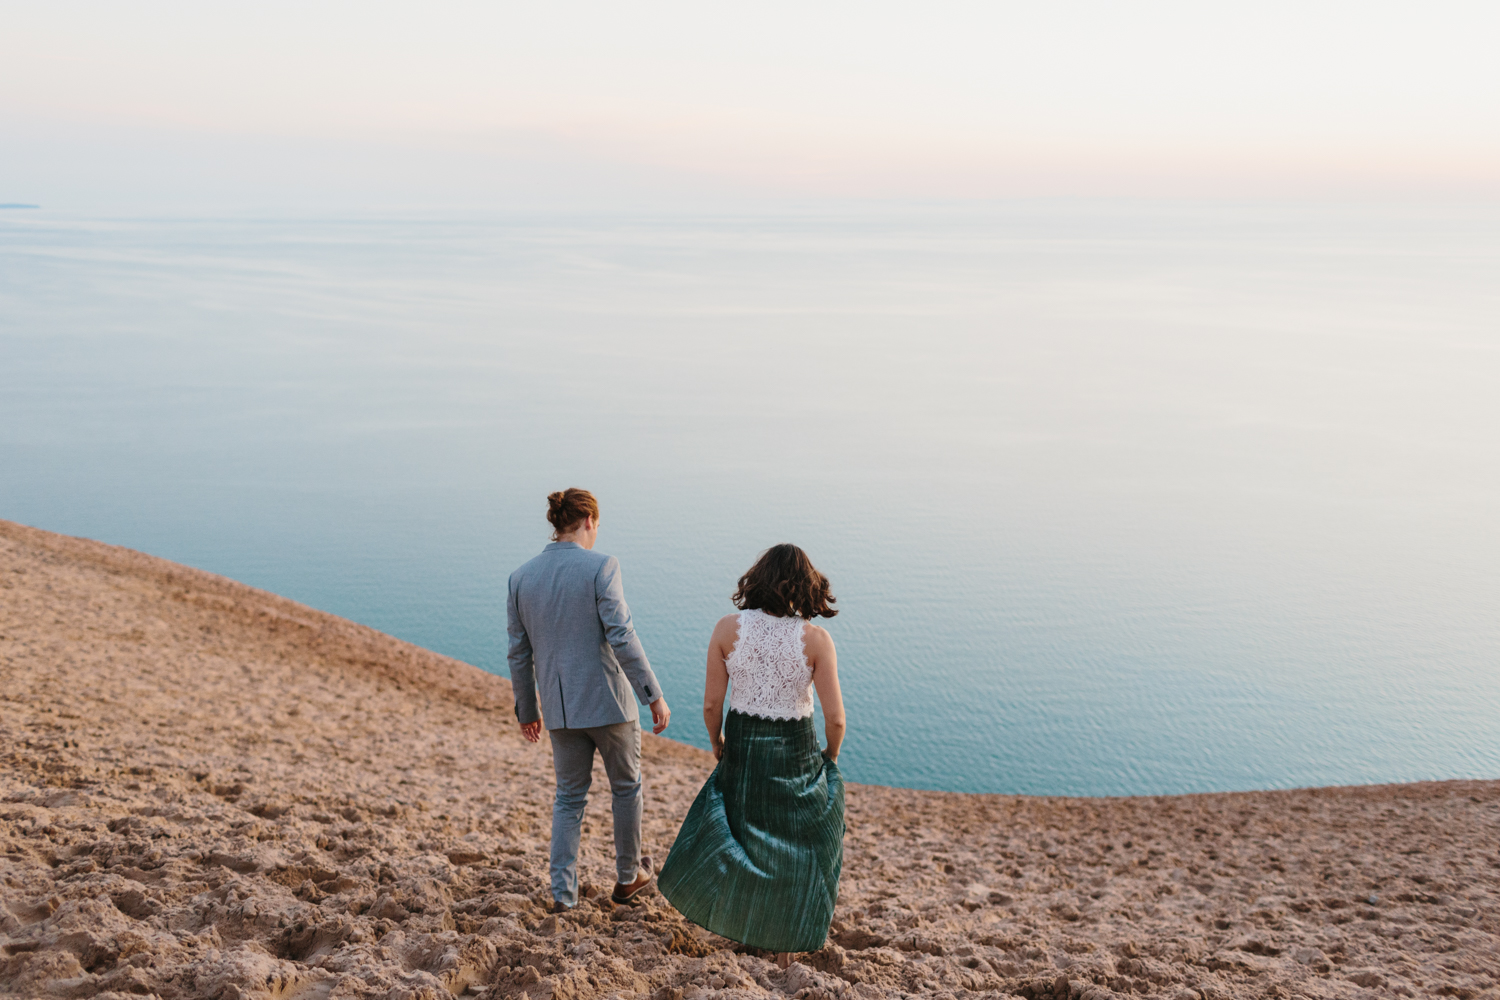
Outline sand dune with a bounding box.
[2,518,1496,1000]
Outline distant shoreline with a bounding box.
[0,203,40,209]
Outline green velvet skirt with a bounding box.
[658,710,845,953]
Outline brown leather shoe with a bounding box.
[611,856,654,904]
[550,900,571,914]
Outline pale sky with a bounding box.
[3,1,1497,209]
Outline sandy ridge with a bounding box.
[1,518,1497,1000]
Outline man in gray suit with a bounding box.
[507,489,671,912]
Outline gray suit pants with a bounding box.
[548,720,641,906]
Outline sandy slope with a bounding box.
[1,518,1497,1000]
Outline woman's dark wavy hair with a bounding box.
[732,543,837,620]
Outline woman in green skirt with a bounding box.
[657,544,846,957]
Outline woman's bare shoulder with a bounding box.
[801,621,834,649]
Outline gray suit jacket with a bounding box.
[507,541,662,730]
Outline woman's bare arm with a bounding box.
[703,614,736,760]
[805,624,846,761]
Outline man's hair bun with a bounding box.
[546,488,600,539]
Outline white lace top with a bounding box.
[726,609,815,720]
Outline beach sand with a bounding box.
[2,518,1496,1000]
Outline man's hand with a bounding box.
[520,720,541,743]
[649,697,671,735]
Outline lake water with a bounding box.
[3,202,1499,796]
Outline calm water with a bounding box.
[3,202,1498,796]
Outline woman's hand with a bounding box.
[712,739,725,761]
